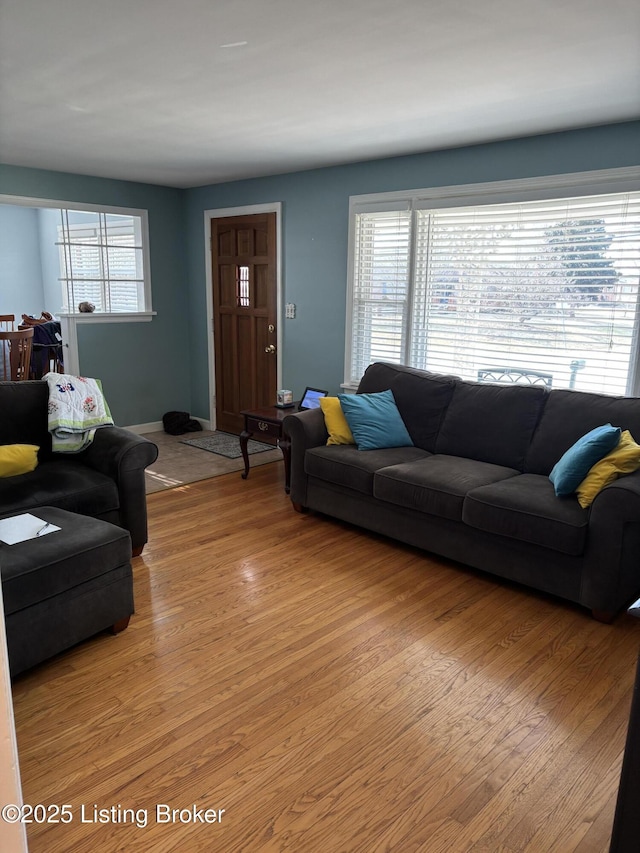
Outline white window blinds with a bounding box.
[350,209,411,380]
[58,210,146,313]
[349,190,640,396]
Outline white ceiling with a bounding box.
[0,0,639,189]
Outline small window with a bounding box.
[236,265,250,307]
[57,207,150,314]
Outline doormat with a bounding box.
[180,431,273,459]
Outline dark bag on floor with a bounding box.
[162,411,203,435]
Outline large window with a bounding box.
[57,208,148,314]
[347,171,640,396]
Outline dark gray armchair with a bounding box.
[0,380,158,554]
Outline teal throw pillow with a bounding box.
[338,389,413,451]
[549,423,621,497]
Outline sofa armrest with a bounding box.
[582,470,640,614]
[62,426,158,554]
[284,409,328,507]
[69,426,158,478]
[599,470,640,501]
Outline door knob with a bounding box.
[265,344,276,354]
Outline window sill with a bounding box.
[58,311,156,323]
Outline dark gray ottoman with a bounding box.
[0,506,133,676]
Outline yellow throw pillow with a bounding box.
[0,444,39,478]
[576,430,640,508]
[319,397,355,446]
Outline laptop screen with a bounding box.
[299,387,327,411]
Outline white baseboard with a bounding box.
[123,420,164,435]
[124,418,211,435]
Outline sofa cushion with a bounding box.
[0,380,52,460]
[374,455,519,521]
[319,397,355,445]
[576,430,640,508]
[463,474,589,556]
[357,361,458,394]
[305,445,430,495]
[0,444,39,477]
[388,370,457,452]
[0,460,119,518]
[339,390,413,450]
[526,389,640,475]
[435,381,548,470]
[549,423,621,496]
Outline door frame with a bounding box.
[203,202,283,430]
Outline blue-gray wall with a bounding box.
[185,121,640,418]
[37,208,65,312]
[2,121,639,425]
[0,204,45,320]
[0,165,190,426]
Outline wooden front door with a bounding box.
[211,212,278,434]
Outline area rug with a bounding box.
[143,429,282,494]
[180,431,273,458]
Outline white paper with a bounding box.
[0,513,61,546]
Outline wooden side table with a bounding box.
[240,404,294,493]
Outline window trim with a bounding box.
[0,194,154,321]
[345,166,640,393]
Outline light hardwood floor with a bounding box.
[11,462,640,852]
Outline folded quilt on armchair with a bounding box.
[44,372,113,452]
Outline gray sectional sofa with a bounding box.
[285,362,640,621]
